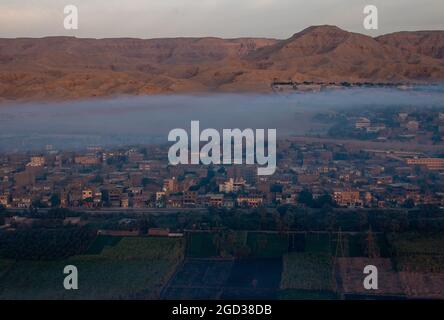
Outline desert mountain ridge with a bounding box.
[1,25,444,102]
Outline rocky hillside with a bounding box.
[1,25,443,102]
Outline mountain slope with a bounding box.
[377,31,444,59]
[246,25,444,83]
[1,26,444,102]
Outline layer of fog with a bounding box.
[0,86,443,151]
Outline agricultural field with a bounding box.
[85,235,122,254]
[186,232,219,258]
[336,257,405,297]
[390,233,444,256]
[330,232,391,258]
[219,230,249,258]
[4,229,442,299]
[0,236,184,299]
[163,258,283,299]
[246,232,288,258]
[395,255,444,273]
[186,231,288,259]
[0,259,14,278]
[389,233,444,273]
[278,289,339,300]
[0,226,96,260]
[185,230,388,260]
[305,233,331,253]
[161,259,234,299]
[226,258,282,289]
[280,252,333,291]
[288,233,305,252]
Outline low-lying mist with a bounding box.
[1,86,443,151]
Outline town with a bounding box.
[1,130,443,214]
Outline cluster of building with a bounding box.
[1,137,444,211]
[342,110,444,143]
[0,136,444,209]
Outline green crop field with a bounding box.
[186,232,219,258]
[280,252,334,291]
[86,235,122,254]
[0,237,184,300]
[217,230,250,258]
[186,231,289,259]
[186,231,252,258]
[0,259,14,278]
[347,234,366,257]
[390,233,444,255]
[305,233,331,253]
[389,233,444,273]
[247,232,289,258]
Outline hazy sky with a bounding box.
[1,0,443,39]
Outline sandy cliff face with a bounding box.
[1,26,444,102]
